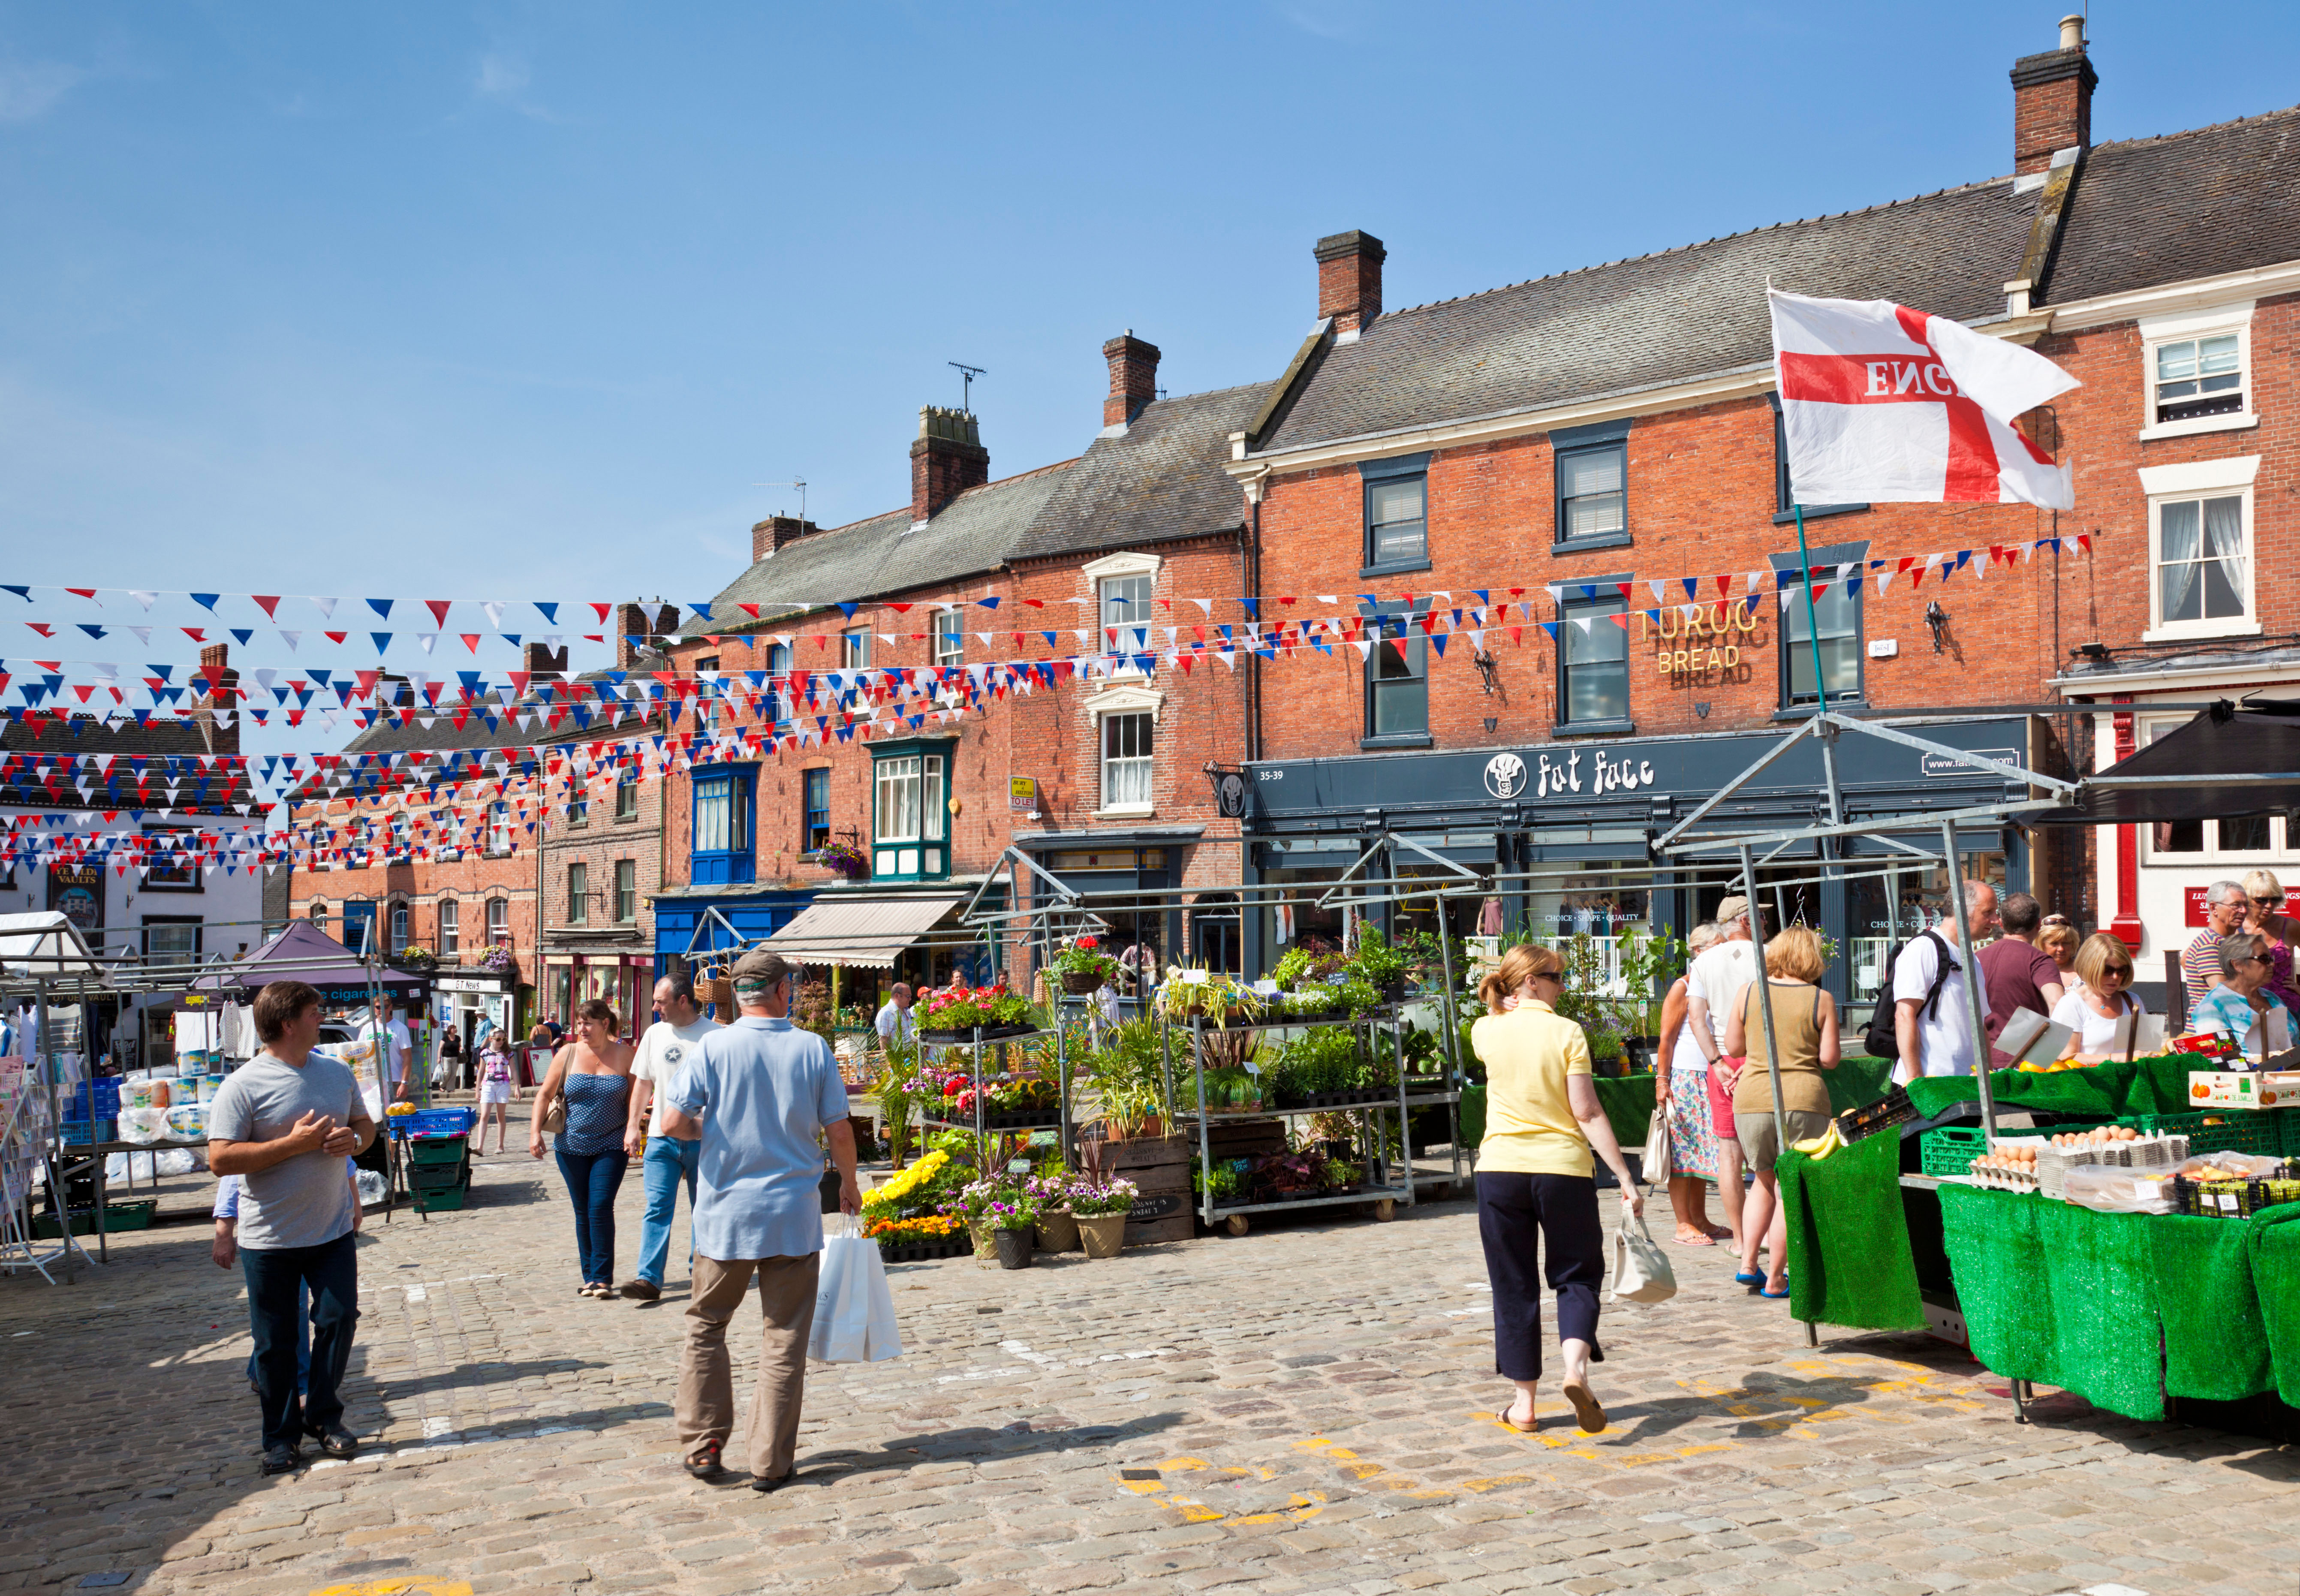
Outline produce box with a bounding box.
[406,1134,470,1166]
[1919,1125,1988,1178]
[2186,1070,2300,1110]
[408,1160,470,1192]
[2125,1108,2279,1158]
[32,1199,157,1238]
[388,1107,477,1140]
[411,1181,469,1213]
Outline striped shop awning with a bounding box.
[761,893,963,969]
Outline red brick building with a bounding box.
[651,340,1269,989]
[1219,19,2297,1002]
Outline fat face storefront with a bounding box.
[1240,717,2062,1002]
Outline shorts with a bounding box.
[1705,1061,1740,1141]
[1736,1107,1835,1172]
[478,1081,512,1107]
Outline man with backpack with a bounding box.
[1882,880,1999,1081]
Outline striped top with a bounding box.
[2183,930,2226,1010]
[557,1069,632,1156]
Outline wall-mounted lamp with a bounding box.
[1924,601,1950,654]
[1472,649,1499,695]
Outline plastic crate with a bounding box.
[2124,1110,2282,1158]
[411,1181,469,1213]
[2281,1107,2300,1159]
[1920,1126,1988,1177]
[60,1120,115,1145]
[33,1199,157,1238]
[407,1134,470,1166]
[388,1107,476,1140]
[1837,1086,1916,1143]
[408,1160,469,1191]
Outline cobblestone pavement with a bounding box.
[2,1146,2294,1596]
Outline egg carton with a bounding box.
[1970,1161,2038,1193]
[2035,1135,2187,1199]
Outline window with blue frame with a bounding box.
[690,769,756,884]
[803,767,831,851]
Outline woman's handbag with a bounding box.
[1606,1213,1678,1305]
[539,1092,566,1135]
[1641,1089,1674,1188]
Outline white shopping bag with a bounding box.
[1606,1214,1678,1305]
[809,1217,903,1364]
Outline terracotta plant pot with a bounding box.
[1036,1206,1080,1252]
[992,1228,1035,1270]
[968,1220,997,1260]
[1061,971,1103,995]
[1075,1213,1128,1259]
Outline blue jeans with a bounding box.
[245,1284,311,1395]
[243,1232,358,1451]
[555,1145,630,1285]
[636,1136,701,1286]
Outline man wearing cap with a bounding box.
[659,948,860,1490]
[1682,895,1762,1246]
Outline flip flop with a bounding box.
[1759,1285,1792,1299]
[1672,1232,1717,1247]
[1734,1271,1765,1286]
[1493,1407,1538,1434]
[1560,1381,1608,1435]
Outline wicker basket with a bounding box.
[696,964,736,1012]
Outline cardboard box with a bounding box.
[2187,1070,2300,1110]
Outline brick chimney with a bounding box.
[1315,230,1385,336]
[911,407,988,525]
[750,515,820,562]
[524,640,569,680]
[1102,332,1161,431]
[616,601,692,669]
[2011,15,2097,176]
[195,641,240,755]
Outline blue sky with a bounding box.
[3,0,2294,662]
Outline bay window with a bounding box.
[870,739,951,881]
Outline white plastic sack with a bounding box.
[808,1218,903,1364]
[355,1169,388,1206]
[1606,1214,1678,1305]
[117,1105,172,1145]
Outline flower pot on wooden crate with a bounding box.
[1036,1206,1080,1253]
[992,1228,1035,1270]
[1076,1213,1128,1258]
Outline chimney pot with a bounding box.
[1314,229,1386,336]
[910,406,989,524]
[524,641,569,681]
[1102,334,1162,430]
[2010,18,2098,175]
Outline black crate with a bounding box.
[408,1160,469,1192]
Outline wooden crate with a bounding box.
[1099,1134,1195,1246]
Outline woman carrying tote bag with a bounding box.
[1473,943,1644,1436]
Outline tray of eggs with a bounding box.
[1969,1137,2045,1192]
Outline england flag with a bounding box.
[1770,288,2080,510]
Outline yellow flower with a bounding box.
[863,1150,950,1213]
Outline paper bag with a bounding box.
[809,1218,903,1364]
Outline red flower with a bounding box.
[1077,936,1098,950]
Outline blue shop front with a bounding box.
[1240,715,2075,1003]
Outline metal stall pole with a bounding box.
[34,975,79,1284]
[1736,844,1803,1338]
[1192,1014,1214,1228]
[1434,902,1466,1189]
[1939,819,2000,1141]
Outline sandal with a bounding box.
[1734,1271,1765,1286]
[1672,1230,1716,1247]
[1561,1380,1607,1435]
[684,1439,726,1479]
[1493,1407,1538,1434]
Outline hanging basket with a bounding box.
[1061,971,1105,996]
[696,966,736,1012]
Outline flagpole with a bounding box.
[1791,503,1832,723]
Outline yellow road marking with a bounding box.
[309,1581,474,1596]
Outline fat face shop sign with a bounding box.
[1481,749,1656,802]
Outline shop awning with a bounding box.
[2035,700,2300,825]
[762,893,963,969]
[0,911,108,983]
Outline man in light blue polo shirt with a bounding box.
[662,947,859,1490]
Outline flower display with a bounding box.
[918,983,1034,1033]
[1066,1175,1139,1217]
[864,1214,964,1243]
[861,1150,954,1216]
[810,840,870,880]
[1049,935,1120,984]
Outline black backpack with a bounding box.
[1861,930,1957,1059]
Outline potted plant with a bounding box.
[478,944,518,976]
[979,1187,1039,1270]
[917,984,1036,1043]
[1029,1173,1081,1252]
[1348,924,1409,1002]
[1068,1175,1138,1259]
[809,839,870,881]
[393,943,437,970]
[1050,934,1121,996]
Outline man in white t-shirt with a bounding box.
[1892,880,2000,1082]
[373,996,414,1104]
[620,975,723,1301]
[1682,894,1762,1235]
[873,984,915,1048]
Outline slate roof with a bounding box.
[1010,383,1269,562]
[2045,106,2300,304]
[680,460,1075,639]
[1255,178,2041,455]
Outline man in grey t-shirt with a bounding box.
[208,979,375,1474]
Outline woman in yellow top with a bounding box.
[1472,944,1643,1437]
[1719,926,1839,1299]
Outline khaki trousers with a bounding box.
[677,1253,820,1481]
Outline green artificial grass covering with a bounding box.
[1778,1127,1927,1333]
[2149,1213,2272,1402]
[1459,1084,1484,1150]
[2247,1202,2300,1406]
[1571,1057,1899,1153]
[1903,1054,2198,1121]
[1939,1188,2169,1421]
